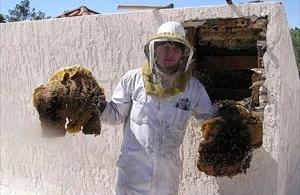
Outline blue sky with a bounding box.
[0,0,299,27]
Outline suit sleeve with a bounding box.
[191,80,215,121]
[100,72,133,125]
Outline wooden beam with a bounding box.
[199,56,257,70]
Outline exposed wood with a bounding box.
[200,56,257,70]
[185,27,198,47]
[198,32,260,41]
[184,17,267,103]
[207,88,251,101]
[197,47,257,56]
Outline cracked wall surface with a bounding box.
[1,2,299,194]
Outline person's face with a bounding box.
[155,42,183,74]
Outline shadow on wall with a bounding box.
[216,148,278,195]
[41,124,66,137]
[284,134,300,194]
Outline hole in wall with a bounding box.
[183,17,267,177]
[184,17,267,106]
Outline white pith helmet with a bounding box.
[157,21,186,38]
[144,21,194,73]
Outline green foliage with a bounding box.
[0,13,6,23]
[5,0,50,22]
[290,28,300,70]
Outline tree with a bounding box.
[290,28,300,70]
[5,0,50,22]
[0,13,6,23]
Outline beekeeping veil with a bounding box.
[142,21,195,99]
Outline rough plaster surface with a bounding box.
[1,2,299,195]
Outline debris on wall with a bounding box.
[32,65,106,135]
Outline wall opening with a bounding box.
[184,16,267,109]
[184,17,268,177]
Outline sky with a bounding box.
[0,0,299,28]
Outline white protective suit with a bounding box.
[101,22,214,195]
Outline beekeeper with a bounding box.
[100,21,214,195]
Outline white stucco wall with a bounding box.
[1,2,299,194]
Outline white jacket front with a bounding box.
[101,68,213,195]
